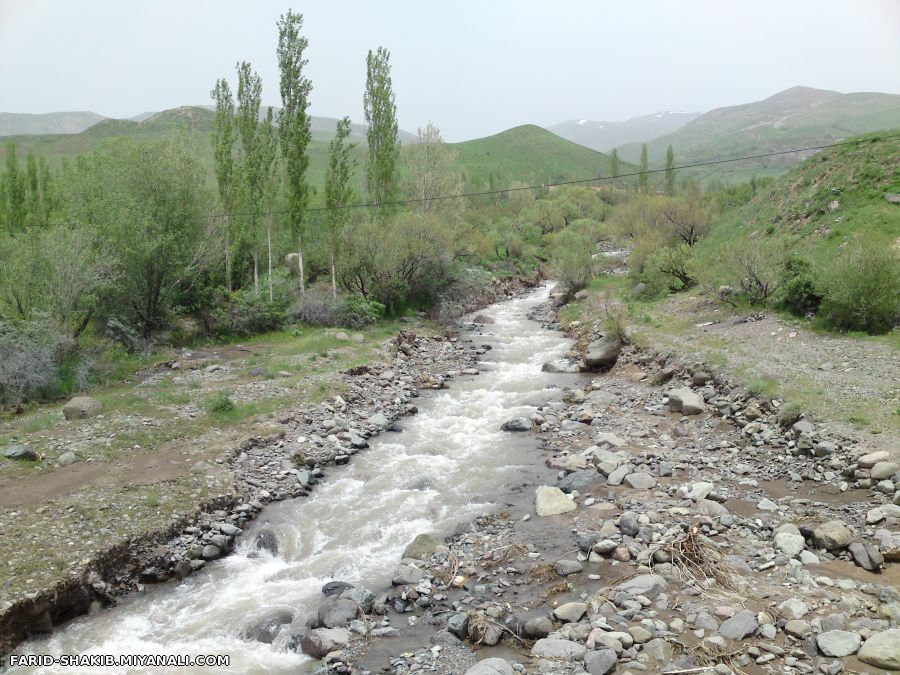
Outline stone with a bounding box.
[618,511,640,536]
[848,541,884,571]
[524,616,554,639]
[584,335,622,371]
[857,451,889,469]
[623,472,656,489]
[3,444,38,461]
[535,486,576,517]
[871,462,898,480]
[643,637,673,662]
[321,581,353,597]
[317,596,359,628]
[816,630,861,657]
[62,396,102,420]
[774,532,806,557]
[584,649,618,674]
[606,464,630,486]
[718,610,758,640]
[812,520,854,550]
[472,314,495,324]
[553,602,588,623]
[777,599,809,620]
[340,586,375,614]
[57,451,77,466]
[403,533,442,560]
[254,527,278,555]
[447,613,470,639]
[689,481,714,500]
[464,658,513,675]
[614,574,667,599]
[243,608,293,643]
[554,560,583,576]
[629,626,653,643]
[784,620,810,637]
[367,412,390,428]
[300,627,351,658]
[757,497,779,511]
[558,470,603,493]
[334,331,350,341]
[668,387,705,415]
[531,638,587,660]
[501,417,531,432]
[392,564,424,585]
[200,544,222,560]
[858,628,900,670]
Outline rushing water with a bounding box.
[13,284,577,675]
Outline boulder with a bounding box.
[340,586,375,614]
[321,581,353,597]
[392,564,424,586]
[623,472,656,489]
[871,462,898,480]
[524,616,554,639]
[584,335,622,371]
[403,533,442,560]
[447,613,469,639]
[542,360,580,374]
[62,396,102,421]
[300,627,351,659]
[778,599,809,620]
[4,444,38,461]
[317,596,358,628]
[848,541,884,571]
[243,608,294,643]
[812,520,854,550]
[464,658,513,675]
[774,532,806,557]
[557,470,603,493]
[614,574,666,599]
[367,412,390,428]
[857,451,889,469]
[535,486,576,517]
[57,451,77,466]
[531,638,587,660]
[584,649,618,675]
[718,610,758,640]
[501,417,531,432]
[472,314,495,325]
[668,387,705,415]
[858,628,900,670]
[553,602,587,623]
[816,630,861,657]
[254,527,278,555]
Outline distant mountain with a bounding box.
[547,111,700,152]
[617,86,900,182]
[0,111,106,136]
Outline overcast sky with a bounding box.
[1,0,898,141]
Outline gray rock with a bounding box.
[542,361,580,374]
[553,602,587,623]
[858,628,900,670]
[619,511,640,536]
[535,486,576,516]
[623,472,656,489]
[584,649,618,674]
[317,596,358,628]
[584,335,622,371]
[340,586,375,614]
[254,527,278,555]
[243,607,293,643]
[812,520,854,550]
[57,451,77,466]
[3,444,37,461]
[718,610,758,640]
[367,412,390,428]
[668,387,705,415]
[300,626,351,658]
[848,541,884,571]
[447,613,470,639]
[643,637,673,662]
[322,581,353,597]
[62,396,102,420]
[531,638,587,660]
[778,599,809,620]
[554,560,583,576]
[606,464,630,486]
[524,616,554,639]
[501,417,531,432]
[871,462,899,480]
[614,574,667,599]
[403,533,442,560]
[392,564,425,585]
[464,658,514,675]
[558,470,603,493]
[774,532,806,557]
[816,630,861,657]
[200,544,222,560]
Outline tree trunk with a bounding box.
[224,225,232,292]
[331,253,337,300]
[253,250,259,296]
[297,231,306,294]
[267,219,274,302]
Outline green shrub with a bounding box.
[204,391,236,415]
[777,402,803,427]
[290,287,384,328]
[640,243,696,293]
[340,295,384,328]
[780,254,823,315]
[819,243,900,334]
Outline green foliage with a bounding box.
[549,221,598,295]
[777,402,803,427]
[665,144,675,196]
[780,254,823,315]
[609,148,620,179]
[204,390,236,416]
[641,242,696,293]
[639,144,649,193]
[323,116,357,296]
[341,294,385,328]
[364,46,400,207]
[0,318,75,406]
[819,242,900,334]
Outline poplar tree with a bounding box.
[363,46,400,209]
[4,142,25,230]
[277,9,313,293]
[258,107,280,301]
[609,148,620,179]
[323,117,357,299]
[235,61,265,294]
[639,143,649,194]
[211,78,237,290]
[665,144,676,196]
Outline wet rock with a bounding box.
[668,387,705,415]
[535,485,577,516]
[4,444,38,461]
[254,527,278,555]
[558,470,603,493]
[816,630,861,657]
[392,564,425,586]
[367,412,390,428]
[322,581,353,597]
[300,626,351,658]
[553,602,587,623]
[403,533,442,560]
[243,607,294,643]
[472,314,495,324]
[463,658,513,675]
[63,396,102,420]
[340,586,374,614]
[200,544,222,560]
[542,360,580,374]
[848,541,884,571]
[531,637,587,660]
[584,649,618,674]
[812,520,854,550]
[317,596,359,628]
[554,559,583,576]
[524,616,554,639]
[718,610,758,640]
[447,612,469,639]
[614,574,667,599]
[584,335,622,371]
[501,417,531,432]
[858,628,900,670]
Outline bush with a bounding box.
[289,286,383,329]
[204,391,235,415]
[780,254,823,315]
[778,402,803,427]
[340,294,384,328]
[819,243,900,334]
[0,318,76,406]
[719,237,787,305]
[641,243,696,293]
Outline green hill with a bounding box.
[704,130,900,260]
[619,87,900,183]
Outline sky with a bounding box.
[1,0,898,141]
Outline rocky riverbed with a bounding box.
[301,297,900,675]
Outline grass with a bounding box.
[746,377,780,399]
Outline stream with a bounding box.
[13,284,578,674]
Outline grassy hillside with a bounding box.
[0,112,624,196]
[0,111,106,136]
[619,87,900,183]
[703,130,900,261]
[547,111,700,153]
[451,124,624,189]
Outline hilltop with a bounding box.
[0,111,106,136]
[618,86,900,182]
[547,111,700,152]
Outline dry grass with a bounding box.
[654,526,741,594]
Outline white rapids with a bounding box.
[11,283,578,675]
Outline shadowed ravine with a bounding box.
[14,284,578,674]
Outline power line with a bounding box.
[225,132,900,217]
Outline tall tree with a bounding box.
[609,148,620,180]
[323,117,357,299]
[363,46,400,209]
[404,122,461,215]
[235,61,265,294]
[665,144,676,196]
[639,143,649,194]
[258,107,280,301]
[4,142,25,230]
[211,78,237,291]
[277,9,313,294]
